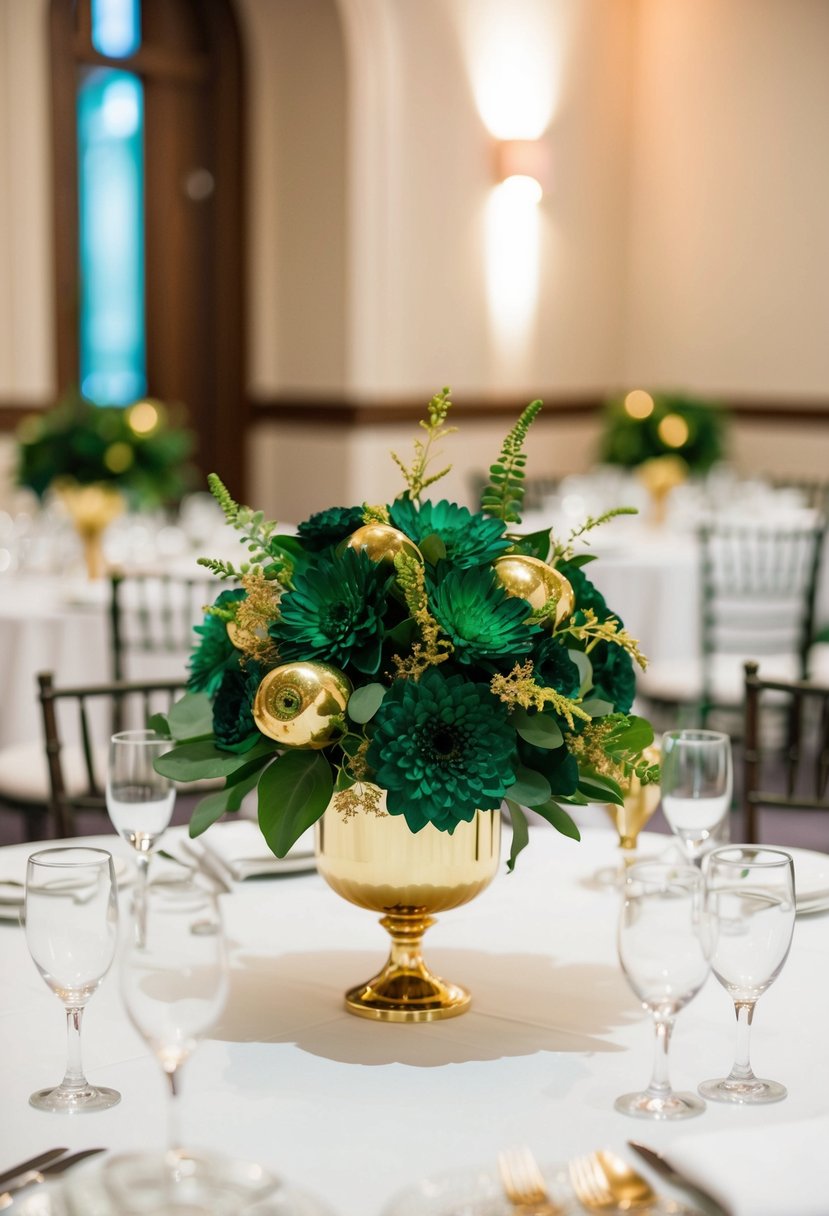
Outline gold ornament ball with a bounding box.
[493,554,575,626]
[343,523,422,566]
[253,662,352,749]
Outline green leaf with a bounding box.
[147,712,170,737]
[504,799,529,872]
[581,697,615,718]
[386,617,416,647]
[512,707,563,750]
[334,767,356,792]
[533,799,581,840]
[565,553,598,568]
[508,529,551,561]
[347,683,387,724]
[507,764,552,807]
[167,693,214,741]
[418,533,447,564]
[577,773,624,806]
[258,750,333,857]
[568,650,593,697]
[189,766,263,837]
[155,738,275,782]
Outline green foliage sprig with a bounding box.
[390,387,457,501]
[480,399,542,524]
[550,507,638,565]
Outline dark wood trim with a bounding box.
[73,43,211,83]
[4,394,829,433]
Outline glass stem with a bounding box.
[61,1005,88,1092]
[647,1013,674,1096]
[729,1000,757,1081]
[165,1067,182,1162]
[134,852,150,947]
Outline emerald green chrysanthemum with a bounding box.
[271,547,392,675]
[590,642,636,713]
[188,588,246,697]
[532,636,582,697]
[428,565,539,667]
[390,497,511,568]
[297,505,365,551]
[366,666,516,831]
[557,561,611,623]
[213,661,263,752]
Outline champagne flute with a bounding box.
[615,861,713,1120]
[698,846,795,1104]
[107,729,176,944]
[108,879,230,1213]
[660,729,732,864]
[24,847,120,1112]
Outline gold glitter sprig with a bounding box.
[489,661,591,730]
[231,572,282,662]
[390,387,457,501]
[390,553,453,679]
[557,609,648,670]
[566,716,659,785]
[331,782,385,821]
[362,503,390,525]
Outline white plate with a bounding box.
[780,846,829,913]
[0,856,130,921]
[198,821,317,881]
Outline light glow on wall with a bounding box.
[485,177,541,357]
[466,2,558,139]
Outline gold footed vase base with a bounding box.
[345,910,469,1022]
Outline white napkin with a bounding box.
[669,1115,829,1216]
[199,819,316,880]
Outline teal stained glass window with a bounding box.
[77,68,146,406]
[91,0,141,59]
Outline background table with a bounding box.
[0,826,825,1215]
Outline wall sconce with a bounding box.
[493,138,549,202]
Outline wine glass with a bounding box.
[24,846,120,1112]
[615,860,713,1120]
[660,729,732,864]
[107,729,176,944]
[698,846,795,1104]
[108,878,231,1213]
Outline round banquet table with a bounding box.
[0,826,826,1216]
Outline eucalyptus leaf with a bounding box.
[533,799,581,841]
[189,767,262,837]
[347,683,386,725]
[419,533,447,564]
[155,738,275,782]
[147,712,170,738]
[581,697,615,718]
[504,799,529,872]
[564,553,598,568]
[577,773,624,806]
[167,692,214,741]
[568,650,593,697]
[258,750,333,857]
[507,765,552,808]
[386,617,416,647]
[513,707,563,750]
[508,529,551,562]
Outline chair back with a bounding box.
[743,659,829,843]
[37,671,187,838]
[109,571,219,683]
[698,517,826,709]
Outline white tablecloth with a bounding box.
[0,826,826,1215]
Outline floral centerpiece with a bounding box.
[155,389,658,873]
[599,390,726,475]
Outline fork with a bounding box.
[0,1148,106,1210]
[569,1150,654,1212]
[498,1147,563,1216]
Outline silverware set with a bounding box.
[0,1147,106,1209]
[498,1144,723,1215]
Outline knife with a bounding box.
[0,1148,106,1210]
[0,1149,69,1191]
[627,1141,732,1216]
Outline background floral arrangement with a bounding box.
[16,390,197,508]
[598,390,727,475]
[156,389,659,870]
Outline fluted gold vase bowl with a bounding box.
[315,797,500,1022]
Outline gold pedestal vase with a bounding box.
[56,481,125,579]
[315,794,500,1022]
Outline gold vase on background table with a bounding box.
[55,480,125,579]
[315,792,500,1022]
[602,744,662,865]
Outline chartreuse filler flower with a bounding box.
[154,389,659,870]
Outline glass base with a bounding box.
[614,1088,706,1120]
[698,1075,787,1104]
[29,1082,121,1113]
[102,1149,280,1215]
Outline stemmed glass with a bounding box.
[660,730,732,864]
[24,847,120,1112]
[615,860,713,1119]
[698,846,795,1104]
[107,729,176,944]
[107,878,231,1213]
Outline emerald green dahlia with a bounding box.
[271,547,391,675]
[390,497,511,568]
[188,588,246,697]
[367,667,516,832]
[213,661,263,752]
[296,505,365,551]
[429,565,539,667]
